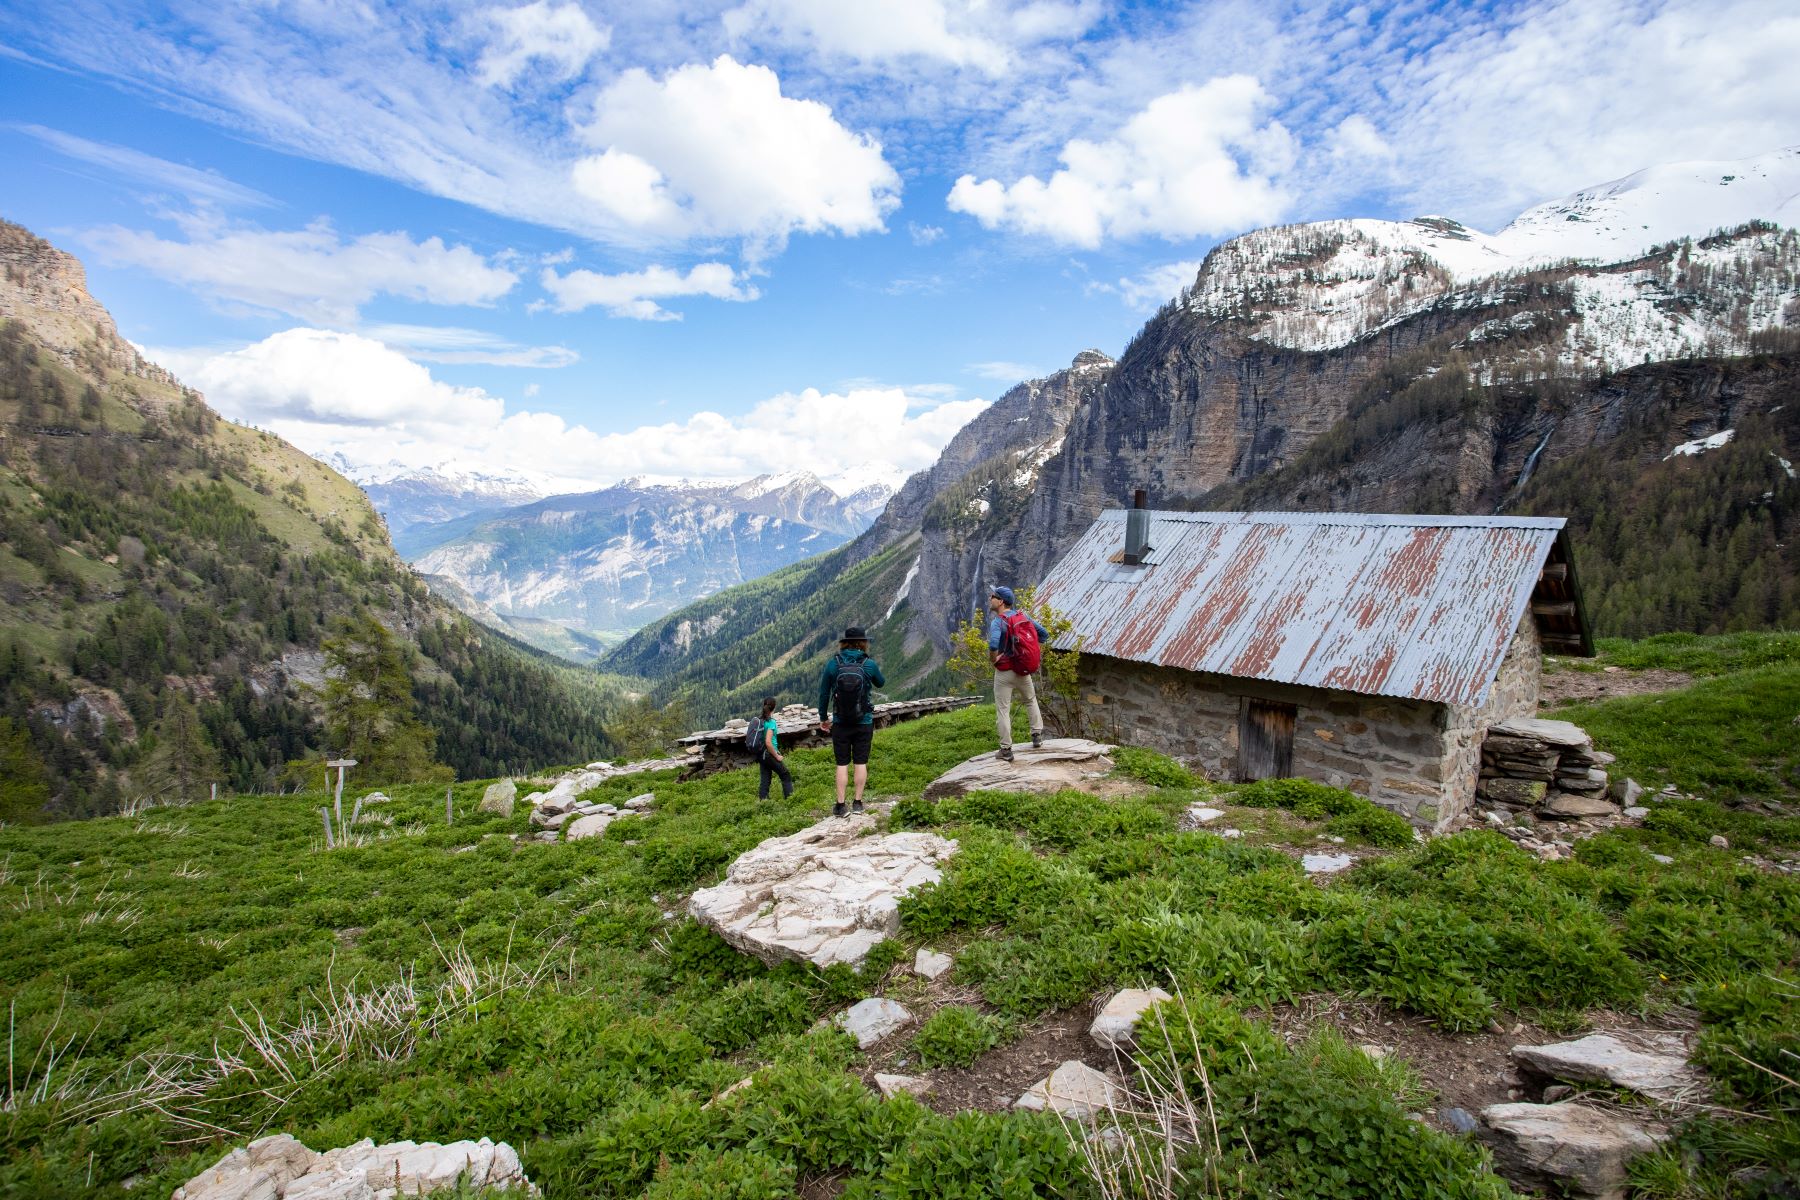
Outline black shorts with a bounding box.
[832,723,874,766]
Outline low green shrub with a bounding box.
[912,1004,1004,1068]
[1234,777,1364,818]
[1323,803,1417,848]
[841,1108,1090,1199]
[1112,745,1196,789]
[641,1148,796,1199]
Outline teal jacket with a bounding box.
[818,649,885,726]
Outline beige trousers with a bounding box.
[994,669,1042,748]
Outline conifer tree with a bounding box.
[0,717,50,823]
[138,690,220,804]
[319,614,443,782]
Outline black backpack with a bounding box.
[744,715,765,757]
[833,655,872,721]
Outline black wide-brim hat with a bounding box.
[840,626,868,642]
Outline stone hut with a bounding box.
[1035,509,1592,829]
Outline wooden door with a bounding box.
[1237,698,1296,781]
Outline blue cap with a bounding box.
[991,586,1015,606]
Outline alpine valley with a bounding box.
[605,146,1800,724]
[0,220,616,819]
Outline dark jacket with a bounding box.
[818,649,885,726]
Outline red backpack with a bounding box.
[997,611,1042,673]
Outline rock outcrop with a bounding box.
[478,778,516,817]
[1015,1061,1120,1123]
[1477,1102,1663,1200]
[172,1134,536,1200]
[688,813,957,968]
[923,739,1118,800]
[1512,1034,1699,1101]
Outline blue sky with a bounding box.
[1,0,1794,492]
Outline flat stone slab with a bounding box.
[1089,987,1173,1049]
[874,1072,933,1099]
[174,1134,536,1200]
[838,998,912,1049]
[923,738,1117,801]
[688,814,958,968]
[914,948,954,980]
[1015,1060,1119,1123]
[565,813,614,841]
[1540,793,1620,819]
[1512,1035,1698,1099]
[1179,805,1226,830]
[1489,718,1594,748]
[624,793,654,810]
[1477,1102,1662,1200]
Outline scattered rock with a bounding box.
[1015,1061,1119,1122]
[1710,834,1730,849]
[1477,1102,1663,1200]
[1358,1044,1387,1062]
[1219,828,1243,839]
[361,791,389,805]
[1301,852,1354,875]
[1443,1106,1478,1134]
[1609,777,1644,806]
[1179,805,1226,829]
[1089,987,1173,1049]
[873,1073,934,1099]
[1650,853,1674,864]
[914,948,954,980]
[1512,1034,1699,1099]
[1622,806,1649,820]
[688,814,957,968]
[565,813,614,841]
[477,779,516,817]
[173,1134,536,1200]
[1539,791,1619,818]
[1543,1084,1574,1102]
[923,739,1117,801]
[837,998,912,1049]
[531,811,571,832]
[624,793,654,811]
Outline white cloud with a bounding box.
[947,75,1295,247]
[538,261,758,320]
[152,329,989,492]
[575,55,902,250]
[472,1,609,88]
[81,217,519,325]
[722,0,1101,72]
[967,360,1045,382]
[1098,259,1203,312]
[12,124,274,208]
[359,323,579,368]
[907,221,945,245]
[1326,115,1392,163]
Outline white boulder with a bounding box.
[1089,987,1173,1049]
[688,814,957,968]
[837,998,913,1049]
[1015,1061,1120,1123]
[923,739,1117,801]
[1301,852,1354,875]
[565,813,614,841]
[624,793,654,810]
[174,1135,536,1200]
[914,948,954,980]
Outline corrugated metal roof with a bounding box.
[1036,511,1569,707]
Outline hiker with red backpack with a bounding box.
[817,626,886,817]
[986,587,1047,762]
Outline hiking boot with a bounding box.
[852,799,864,815]
[997,746,1014,762]
[833,802,847,818]
[1030,731,1044,749]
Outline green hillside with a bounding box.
[0,241,614,818]
[2,644,1795,1198]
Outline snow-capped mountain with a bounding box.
[399,471,889,644]
[319,454,547,536]
[1188,145,1800,356]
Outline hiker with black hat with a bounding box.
[987,587,1047,762]
[817,626,885,817]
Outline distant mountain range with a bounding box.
[359,469,893,659]
[603,145,1800,722]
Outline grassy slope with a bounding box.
[4,643,1796,1198]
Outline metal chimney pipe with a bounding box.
[1124,489,1151,564]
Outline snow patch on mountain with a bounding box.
[1665,430,1736,460]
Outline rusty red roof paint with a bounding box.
[1036,511,1573,706]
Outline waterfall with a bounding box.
[1515,423,1557,491]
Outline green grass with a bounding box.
[3,676,1797,1198]
[1549,629,1800,676]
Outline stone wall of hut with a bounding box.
[1075,619,1545,830]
